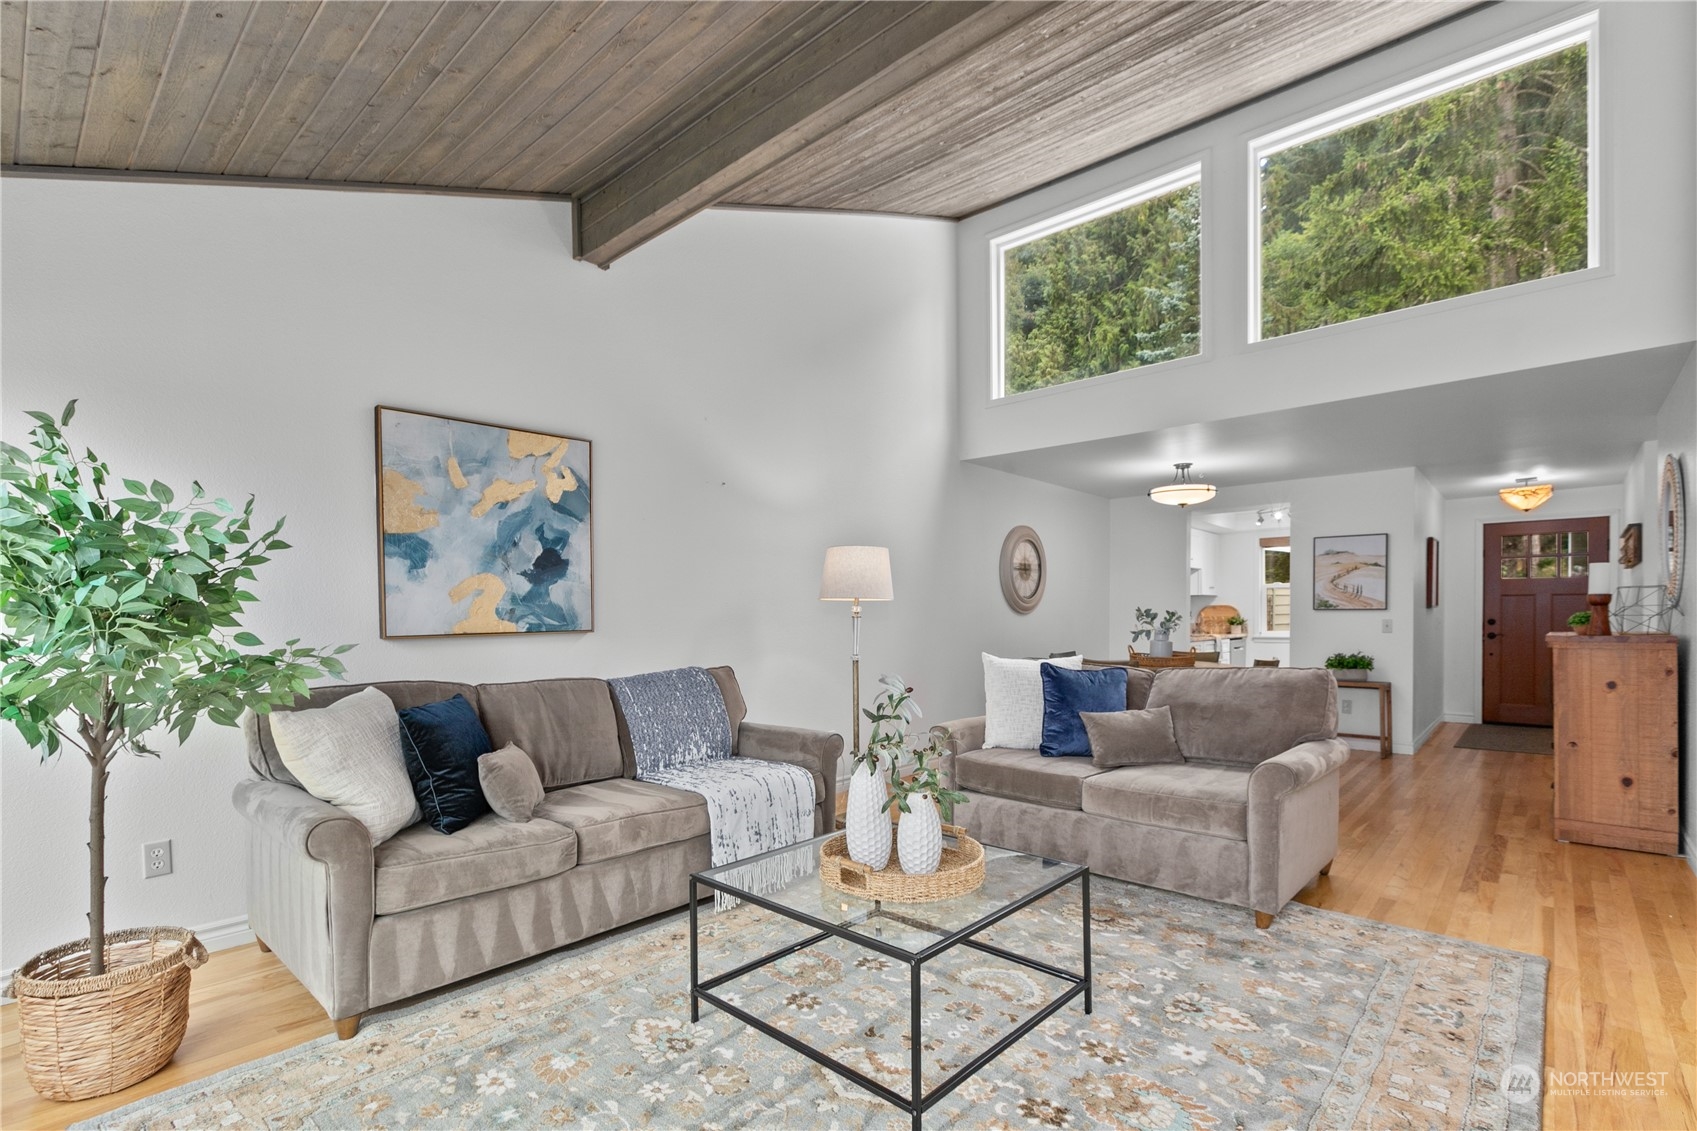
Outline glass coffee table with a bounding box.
[689,832,1090,1130]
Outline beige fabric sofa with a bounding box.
[941,666,1348,927]
[233,667,840,1037]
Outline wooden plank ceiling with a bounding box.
[2,1,1472,265]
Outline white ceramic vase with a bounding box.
[845,760,892,869]
[897,793,943,875]
[1150,633,1174,657]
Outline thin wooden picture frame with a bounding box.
[375,405,594,638]
[1425,537,1440,608]
[1313,533,1388,610]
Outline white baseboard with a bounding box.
[1,915,253,1004]
[1412,716,1443,752]
[1684,830,1695,876]
[1442,711,1479,724]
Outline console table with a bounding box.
[1335,678,1392,757]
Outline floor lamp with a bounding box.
[820,546,893,757]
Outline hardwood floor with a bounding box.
[4,722,1692,1129]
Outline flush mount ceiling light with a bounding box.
[1149,462,1217,508]
[1499,477,1555,512]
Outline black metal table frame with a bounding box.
[688,860,1091,1131]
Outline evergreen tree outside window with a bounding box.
[1253,15,1595,340]
[994,166,1201,397]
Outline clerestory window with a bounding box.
[993,165,1201,397]
[1252,13,1596,341]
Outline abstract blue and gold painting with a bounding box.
[376,406,592,637]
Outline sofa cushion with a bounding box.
[1082,706,1185,768]
[1125,666,1157,710]
[983,653,1084,749]
[478,743,545,821]
[1146,667,1338,766]
[248,680,481,787]
[1081,762,1251,840]
[372,813,578,915]
[398,694,494,834]
[534,779,709,864]
[1040,664,1129,757]
[269,686,421,846]
[954,747,1110,810]
[476,679,623,789]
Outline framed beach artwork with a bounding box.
[375,406,592,638]
[1313,533,1388,610]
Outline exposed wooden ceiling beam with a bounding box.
[572,0,1051,267]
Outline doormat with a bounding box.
[75,879,1547,1131]
[1456,724,1555,755]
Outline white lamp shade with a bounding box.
[820,546,893,601]
[1587,561,1614,595]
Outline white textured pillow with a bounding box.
[982,653,1085,749]
[269,686,421,846]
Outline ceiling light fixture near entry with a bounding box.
[1149,462,1217,508]
[1499,478,1555,512]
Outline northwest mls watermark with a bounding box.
[1503,1064,1672,1104]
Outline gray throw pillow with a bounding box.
[1081,706,1185,768]
[477,743,544,822]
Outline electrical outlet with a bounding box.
[1340,699,1354,715]
[1381,618,1393,633]
[144,840,172,878]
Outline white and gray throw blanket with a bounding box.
[608,667,815,905]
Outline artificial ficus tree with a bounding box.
[0,402,351,974]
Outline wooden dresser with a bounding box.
[1548,632,1680,854]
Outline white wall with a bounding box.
[1412,472,1446,746]
[0,179,1109,970]
[1617,348,1696,867]
[1107,496,1190,659]
[1438,484,1625,724]
[957,1,1696,462]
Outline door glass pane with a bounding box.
[1501,558,1528,579]
[1569,557,1588,576]
[1501,534,1528,555]
[1533,556,1559,578]
[1569,531,1588,554]
[1534,533,1563,555]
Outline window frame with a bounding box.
[989,161,1203,400]
[1246,10,1601,344]
[1260,543,1292,637]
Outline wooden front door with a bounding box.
[1482,516,1608,725]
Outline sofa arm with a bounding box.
[1249,738,1351,803]
[738,721,844,833]
[938,717,986,791]
[233,778,374,1022]
[1246,738,1350,918]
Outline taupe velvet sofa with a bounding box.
[233,667,840,1037]
[941,666,1348,927]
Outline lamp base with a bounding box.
[1586,593,1613,635]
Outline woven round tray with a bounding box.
[819,825,985,903]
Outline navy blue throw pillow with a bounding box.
[398,694,494,833]
[1040,663,1130,757]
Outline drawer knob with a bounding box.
[1620,776,1634,788]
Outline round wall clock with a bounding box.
[999,526,1046,614]
[1660,454,1685,609]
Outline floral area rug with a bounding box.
[78,879,1545,1130]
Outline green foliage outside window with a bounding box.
[1261,44,1588,338]
[1002,182,1200,395]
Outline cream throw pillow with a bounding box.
[982,653,1084,749]
[269,686,421,845]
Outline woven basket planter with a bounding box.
[7,926,207,1101]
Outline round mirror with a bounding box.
[1660,455,1685,609]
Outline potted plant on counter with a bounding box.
[1324,652,1376,681]
[0,401,351,1101]
[1226,615,1247,636]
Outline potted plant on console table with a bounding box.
[0,402,351,1102]
[1325,652,1376,682]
